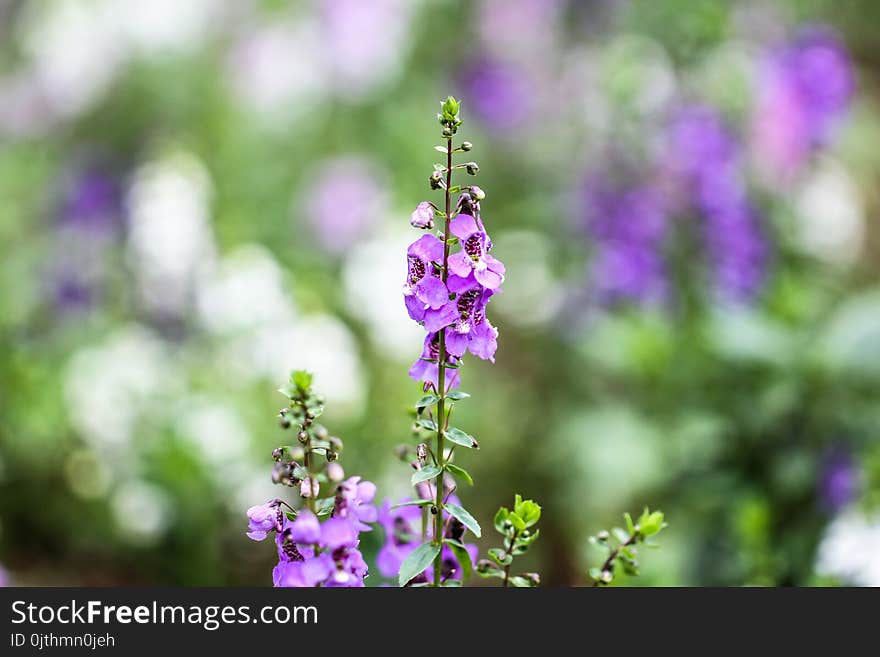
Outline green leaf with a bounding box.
[640,510,665,536]
[445,502,481,538]
[444,539,473,581]
[391,499,434,510]
[446,391,470,401]
[493,507,510,533]
[445,463,473,485]
[444,427,477,449]
[411,465,442,486]
[277,383,297,399]
[513,497,541,528]
[415,419,438,431]
[399,542,441,587]
[416,394,441,409]
[291,370,313,391]
[508,576,534,588]
[314,497,335,517]
[434,145,449,153]
[488,547,512,566]
[624,512,635,535]
[508,512,526,532]
[612,527,630,543]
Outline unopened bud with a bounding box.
[314,425,328,440]
[290,446,305,461]
[442,126,454,138]
[429,171,443,190]
[272,447,284,462]
[410,201,435,230]
[600,570,613,583]
[465,162,479,175]
[326,450,339,462]
[326,462,345,482]
[328,436,343,452]
[417,443,428,462]
[430,505,439,515]
[297,431,309,444]
[597,530,610,541]
[460,141,472,151]
[524,572,541,585]
[300,478,319,499]
[470,185,485,201]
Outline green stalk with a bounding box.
[433,135,454,586]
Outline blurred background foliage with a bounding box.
[1,0,879,586]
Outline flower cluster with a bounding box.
[377,487,478,586]
[245,370,377,587]
[404,102,504,391]
[754,27,854,177]
[666,105,768,302]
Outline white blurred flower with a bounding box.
[601,35,677,120]
[176,397,251,466]
[112,480,173,545]
[64,325,178,450]
[111,0,223,55]
[20,0,124,119]
[816,509,880,586]
[227,18,328,121]
[491,231,563,327]
[794,158,864,267]
[126,150,216,316]
[316,0,415,100]
[342,227,424,359]
[196,244,296,335]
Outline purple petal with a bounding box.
[474,267,503,290]
[423,302,458,332]
[485,253,506,275]
[447,252,473,278]
[449,214,478,240]
[416,275,450,310]
[447,273,476,294]
[290,510,321,544]
[408,234,444,262]
[404,293,427,322]
[445,329,469,357]
[320,517,358,550]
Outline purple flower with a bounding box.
[666,106,770,302]
[580,174,668,305]
[408,332,461,391]
[754,27,854,176]
[333,476,378,531]
[404,234,457,331]
[443,277,499,362]
[819,447,860,512]
[58,169,123,234]
[305,156,387,254]
[245,499,283,541]
[448,214,505,290]
[459,56,534,132]
[410,202,435,229]
[0,565,7,587]
[377,498,478,583]
[274,553,334,587]
[289,510,322,544]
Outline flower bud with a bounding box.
[600,570,613,583]
[277,409,291,429]
[326,462,345,482]
[465,162,479,175]
[313,424,329,440]
[410,202,435,230]
[300,478,319,499]
[597,530,610,542]
[442,126,454,138]
[328,436,343,452]
[272,447,284,462]
[290,446,305,461]
[460,141,473,151]
[442,95,460,120]
[297,430,309,444]
[470,185,485,201]
[429,171,443,190]
[524,572,541,586]
[416,443,428,462]
[326,450,339,462]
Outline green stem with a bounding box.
[433,135,453,586]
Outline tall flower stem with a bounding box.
[433,135,453,586]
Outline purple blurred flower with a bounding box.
[377,498,478,583]
[580,174,668,304]
[58,169,123,233]
[0,565,7,587]
[667,106,769,302]
[753,27,854,176]
[459,56,534,131]
[305,156,387,254]
[819,448,860,512]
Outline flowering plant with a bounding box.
[245,97,665,588]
